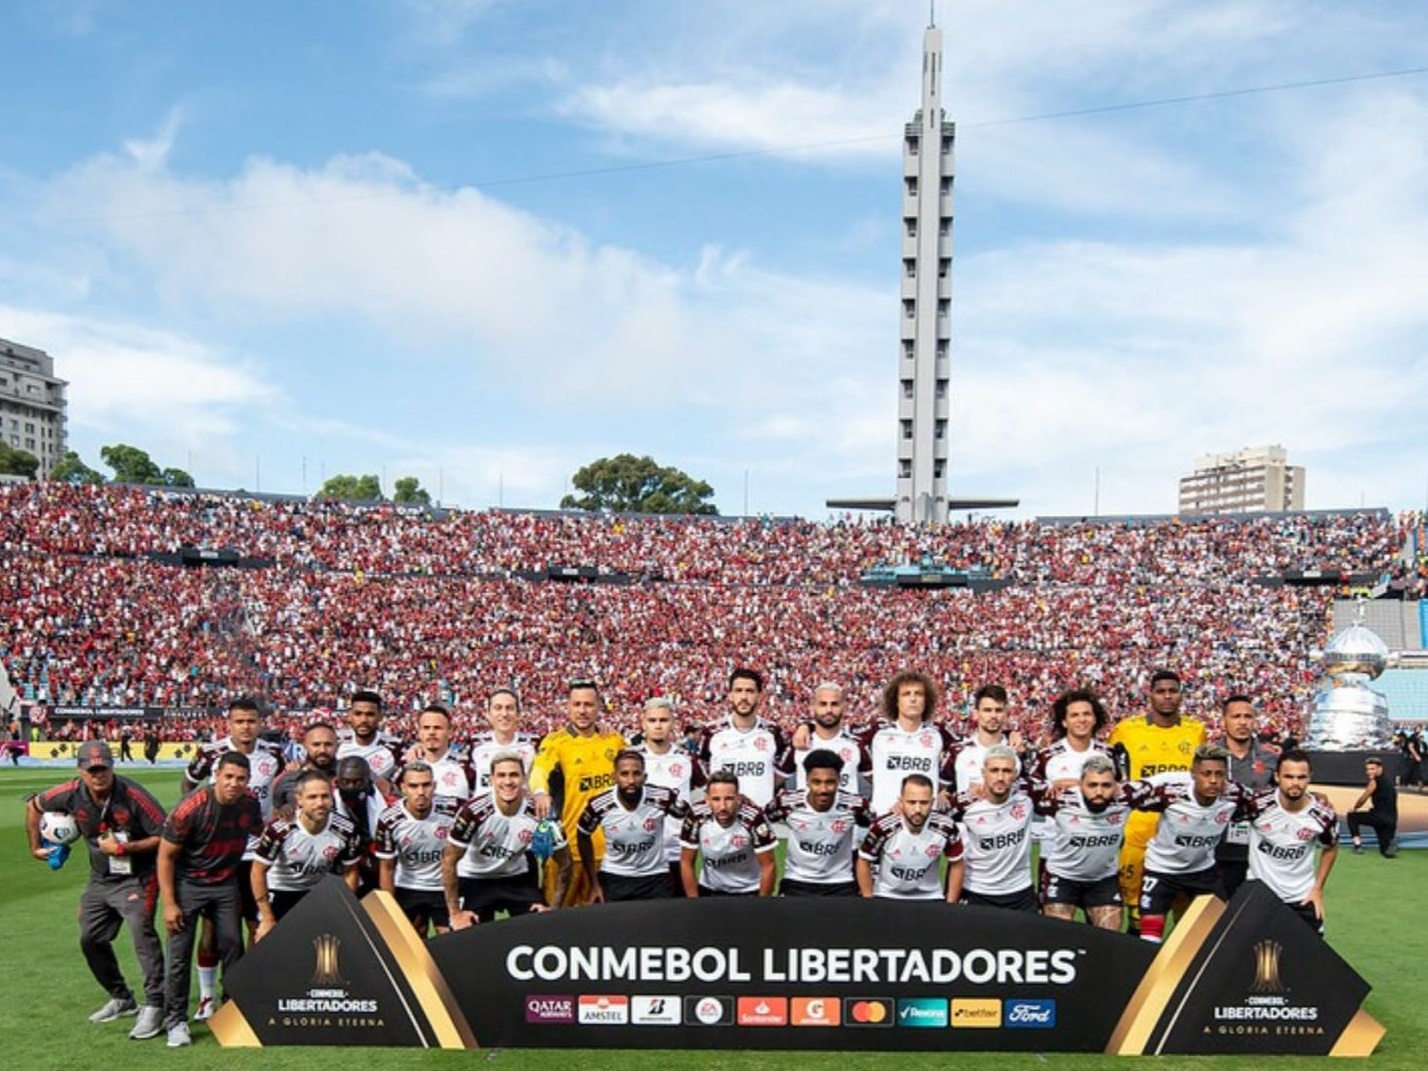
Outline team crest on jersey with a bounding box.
[1106,812,1123,826]
[1214,810,1231,824]
[323,845,340,861]
[830,820,849,834]
[518,829,534,845]
[604,748,617,761]
[1011,803,1027,820]
[730,834,747,850]
[919,732,934,748]
[1297,827,1316,841]
[435,826,448,839]
[925,844,941,858]
[669,762,684,777]
[642,817,659,833]
[754,737,769,753]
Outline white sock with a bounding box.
[197,967,218,1001]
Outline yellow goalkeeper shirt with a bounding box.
[529,725,626,837]
[1108,714,1207,780]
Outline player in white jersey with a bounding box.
[444,752,573,925]
[336,689,404,791]
[793,683,871,795]
[857,774,963,901]
[181,696,284,1018]
[251,771,362,938]
[375,761,460,937]
[637,697,695,896]
[943,745,1045,912]
[764,750,872,897]
[679,770,777,897]
[465,689,537,794]
[856,670,958,817]
[1126,744,1250,944]
[1242,749,1338,934]
[696,668,794,808]
[1027,690,1112,785]
[941,684,1023,796]
[404,704,476,802]
[578,750,687,902]
[1037,753,1129,929]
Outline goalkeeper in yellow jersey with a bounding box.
[530,680,626,906]
[1107,670,1206,935]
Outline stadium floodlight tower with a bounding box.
[827,6,1017,524]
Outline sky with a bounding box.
[2,0,1427,519]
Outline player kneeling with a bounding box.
[679,770,777,897]
[1038,754,1129,930]
[855,774,964,901]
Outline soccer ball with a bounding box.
[40,811,82,845]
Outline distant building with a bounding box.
[0,338,68,477]
[1178,445,1305,515]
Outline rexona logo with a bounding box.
[737,997,789,1026]
[1004,999,1056,1029]
[950,998,1002,1028]
[683,995,733,1026]
[524,995,575,1024]
[631,996,682,1026]
[790,998,841,1027]
[843,998,894,1027]
[577,995,629,1024]
[897,998,948,1028]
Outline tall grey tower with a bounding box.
[895,20,954,524]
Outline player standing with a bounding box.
[679,770,778,897]
[792,682,871,795]
[251,771,363,937]
[466,689,537,793]
[1242,749,1339,933]
[697,668,794,809]
[336,690,403,792]
[637,697,696,895]
[1037,754,1129,930]
[764,750,872,897]
[375,761,461,936]
[859,671,957,817]
[577,750,687,902]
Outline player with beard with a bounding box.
[1242,750,1338,933]
[942,685,1023,796]
[792,683,871,795]
[578,750,688,902]
[376,762,461,936]
[336,690,403,792]
[1215,695,1278,897]
[446,753,574,923]
[943,746,1046,912]
[697,668,795,809]
[466,689,537,794]
[764,750,872,897]
[332,755,385,894]
[251,771,362,936]
[1347,756,1399,857]
[271,722,339,814]
[679,770,778,897]
[859,671,958,817]
[1038,754,1129,930]
[856,774,964,901]
[180,697,283,1020]
[637,697,696,896]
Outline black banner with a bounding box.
[213,880,1382,1054]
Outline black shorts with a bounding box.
[696,884,759,898]
[667,861,687,899]
[1041,870,1122,909]
[1140,866,1224,916]
[268,888,309,921]
[599,871,671,903]
[962,886,1040,913]
[458,876,547,922]
[779,878,858,898]
[395,887,451,930]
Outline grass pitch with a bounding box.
[3,766,1424,1070]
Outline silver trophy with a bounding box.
[1303,607,1397,751]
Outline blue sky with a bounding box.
[3,0,1427,517]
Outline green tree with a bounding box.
[392,476,431,505]
[0,442,40,479]
[99,443,163,484]
[160,467,196,488]
[49,450,106,485]
[315,473,383,501]
[559,454,717,515]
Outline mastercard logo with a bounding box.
[844,998,894,1026]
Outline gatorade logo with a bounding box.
[791,997,840,1027]
[843,998,894,1027]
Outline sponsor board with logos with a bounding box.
[213,880,1382,1054]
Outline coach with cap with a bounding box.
[24,740,169,1041]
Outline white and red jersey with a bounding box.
[374,798,460,892]
[764,788,872,885]
[253,812,363,893]
[940,735,1020,796]
[679,800,777,894]
[449,794,564,880]
[577,786,686,878]
[857,720,957,817]
[945,786,1045,896]
[639,745,695,863]
[336,734,404,785]
[1037,786,1130,883]
[794,730,871,796]
[1127,775,1248,875]
[1244,789,1338,903]
[186,736,285,819]
[858,813,963,900]
[1027,738,1110,784]
[697,717,794,808]
[403,749,476,803]
[465,732,538,794]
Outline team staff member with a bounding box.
[530,680,625,905]
[26,741,168,1041]
[1216,695,1278,896]
[158,752,264,1048]
[1107,670,1206,933]
[1346,756,1398,857]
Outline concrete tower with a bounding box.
[894,19,955,523]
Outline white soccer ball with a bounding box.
[40,811,82,845]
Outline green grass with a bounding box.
[3,766,1425,1069]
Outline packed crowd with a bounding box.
[1,485,1416,744]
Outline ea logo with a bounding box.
[695,997,724,1025]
